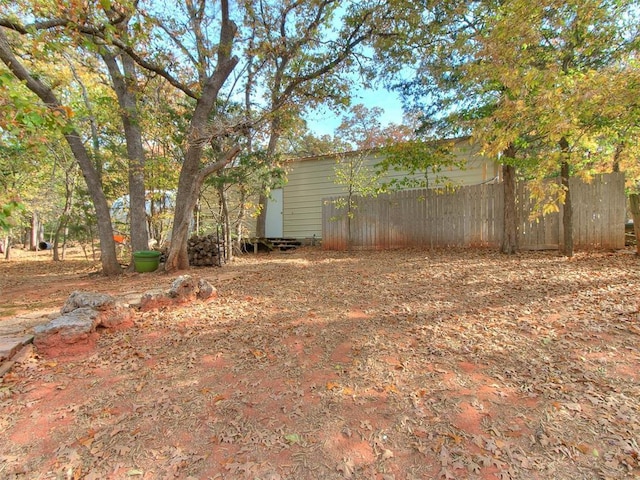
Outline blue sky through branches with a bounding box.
[305,85,405,136]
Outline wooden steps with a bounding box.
[270,238,302,251]
[244,238,302,253]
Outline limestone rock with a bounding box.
[60,291,133,330]
[197,278,217,300]
[34,307,100,357]
[35,292,134,357]
[139,289,174,311]
[167,275,216,301]
[31,277,216,357]
[61,291,116,314]
[0,335,34,362]
[99,306,134,330]
[168,275,198,300]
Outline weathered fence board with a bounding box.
[322,173,625,251]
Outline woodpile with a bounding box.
[187,234,222,266]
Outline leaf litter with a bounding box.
[0,247,639,479]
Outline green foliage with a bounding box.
[0,200,24,231]
[330,152,381,223]
[376,139,465,190]
[0,69,70,139]
[207,149,287,203]
[373,0,640,213]
[334,153,381,197]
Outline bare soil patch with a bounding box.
[1,246,640,479]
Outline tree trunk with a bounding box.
[347,181,355,252]
[630,194,640,256]
[53,220,64,261]
[560,138,573,257]
[501,147,518,254]
[0,29,121,275]
[166,145,241,271]
[63,128,121,273]
[234,184,248,255]
[166,147,204,271]
[4,234,10,260]
[102,51,149,259]
[164,0,238,272]
[30,212,39,251]
[612,142,624,173]
[217,181,232,262]
[53,163,76,261]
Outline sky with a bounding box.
[304,85,406,137]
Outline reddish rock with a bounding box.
[138,289,175,311]
[168,275,198,301]
[34,307,100,357]
[197,278,217,300]
[34,292,135,357]
[99,306,134,330]
[62,292,134,330]
[168,275,216,302]
[31,279,216,358]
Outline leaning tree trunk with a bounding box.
[164,0,238,272]
[167,145,204,271]
[64,130,122,274]
[0,30,121,274]
[166,144,241,271]
[501,146,518,254]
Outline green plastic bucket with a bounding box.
[133,250,161,273]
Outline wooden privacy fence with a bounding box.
[322,172,626,251]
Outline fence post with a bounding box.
[630,194,640,255]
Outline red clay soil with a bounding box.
[1,246,640,479]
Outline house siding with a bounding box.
[279,139,500,239]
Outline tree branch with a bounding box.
[199,145,242,180]
[0,15,199,99]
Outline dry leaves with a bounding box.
[1,247,640,479]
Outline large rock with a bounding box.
[34,307,101,357]
[168,275,217,301]
[61,291,133,330]
[196,278,216,300]
[34,293,134,357]
[0,335,34,362]
[138,289,175,311]
[31,278,216,357]
[61,291,116,313]
[137,276,217,311]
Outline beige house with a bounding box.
[262,137,501,241]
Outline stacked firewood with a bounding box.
[187,234,222,266]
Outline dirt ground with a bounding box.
[1,246,639,480]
